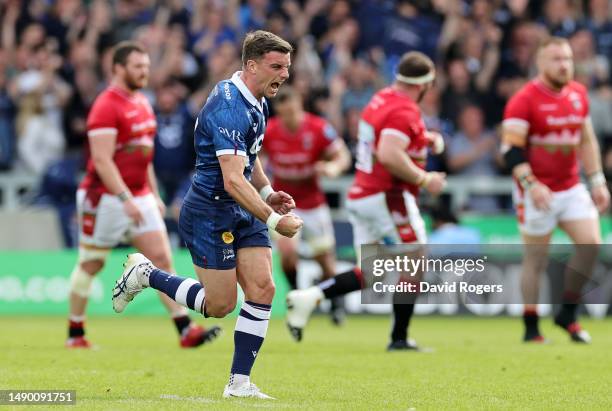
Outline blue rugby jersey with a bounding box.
[185,71,269,206]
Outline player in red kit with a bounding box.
[502,37,610,343]
[286,52,446,347]
[263,87,351,324]
[65,42,220,348]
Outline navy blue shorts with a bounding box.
[178,199,271,270]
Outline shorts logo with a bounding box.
[82,213,96,236]
[222,231,234,244]
[222,248,235,261]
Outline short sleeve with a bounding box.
[502,92,530,130]
[380,108,418,144]
[318,120,342,155]
[206,108,249,157]
[87,96,119,138]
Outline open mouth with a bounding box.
[270,82,281,92]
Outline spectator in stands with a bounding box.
[190,1,237,63]
[495,21,544,102]
[240,0,270,33]
[570,30,609,88]
[538,0,582,38]
[153,80,196,204]
[428,205,482,245]
[382,0,441,81]
[0,56,16,171]
[340,58,381,116]
[0,0,611,237]
[586,0,612,69]
[14,42,71,176]
[447,104,501,213]
[421,85,452,173]
[440,59,484,127]
[63,68,100,154]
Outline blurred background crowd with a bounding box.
[0,0,611,245]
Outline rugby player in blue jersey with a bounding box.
[111,31,302,399]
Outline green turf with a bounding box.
[1,315,610,410]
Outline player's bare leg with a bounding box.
[520,232,552,343]
[224,246,275,399]
[277,235,299,289]
[132,230,221,347]
[286,260,364,341]
[388,246,425,352]
[66,255,106,348]
[556,218,601,343]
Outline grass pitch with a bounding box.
[1,315,611,410]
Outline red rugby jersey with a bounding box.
[503,79,589,192]
[81,86,157,198]
[348,87,429,199]
[263,113,340,209]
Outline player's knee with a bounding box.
[205,300,236,318]
[281,256,297,272]
[70,260,102,298]
[246,277,276,303]
[80,259,104,275]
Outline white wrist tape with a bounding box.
[266,212,283,231]
[589,171,606,188]
[432,134,445,154]
[259,185,274,202]
[325,162,342,177]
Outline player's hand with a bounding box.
[155,196,167,217]
[275,213,303,238]
[591,185,610,213]
[423,172,446,195]
[528,182,553,211]
[267,190,295,214]
[425,131,445,155]
[123,198,144,226]
[314,161,342,178]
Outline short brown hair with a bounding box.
[242,30,293,65]
[397,51,434,79]
[112,41,146,66]
[538,36,570,51]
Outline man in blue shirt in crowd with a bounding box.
[112,30,303,400]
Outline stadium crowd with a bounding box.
[0,0,610,230]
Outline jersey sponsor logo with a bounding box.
[538,104,558,111]
[530,129,581,154]
[545,114,583,127]
[249,134,264,155]
[222,231,234,244]
[218,127,245,144]
[223,82,232,100]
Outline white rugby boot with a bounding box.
[286,287,323,342]
[112,253,153,313]
[223,382,275,399]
